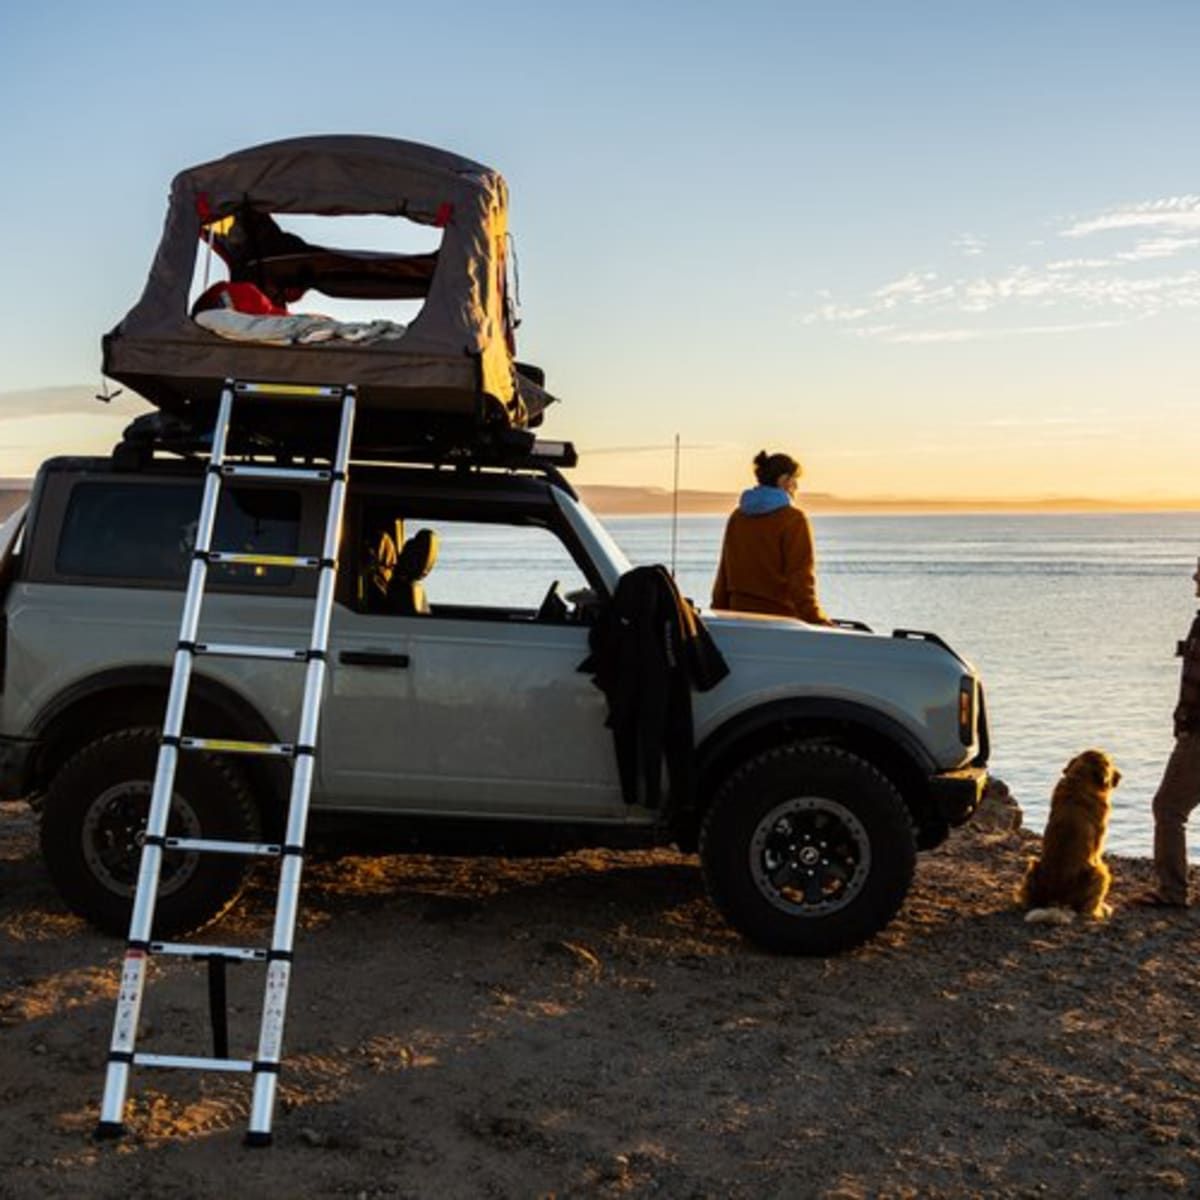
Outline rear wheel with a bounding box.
[700,743,916,955]
[39,728,260,936]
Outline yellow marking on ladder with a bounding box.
[192,738,280,754]
[216,553,311,567]
[239,383,338,397]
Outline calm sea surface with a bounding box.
[596,513,1200,859]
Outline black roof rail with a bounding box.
[111,410,578,492]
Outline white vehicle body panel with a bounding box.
[0,473,983,826]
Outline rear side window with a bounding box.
[55,482,300,586]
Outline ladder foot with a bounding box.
[244,1130,273,1148]
[94,1120,126,1141]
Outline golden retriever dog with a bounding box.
[1019,750,1120,924]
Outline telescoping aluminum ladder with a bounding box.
[95,378,356,1147]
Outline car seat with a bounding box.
[358,527,399,613]
[390,528,439,615]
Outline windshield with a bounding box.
[552,489,631,590]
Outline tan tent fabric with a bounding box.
[103,136,550,440]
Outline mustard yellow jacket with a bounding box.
[711,506,829,623]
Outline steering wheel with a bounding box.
[535,579,568,622]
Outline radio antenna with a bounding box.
[670,433,680,577]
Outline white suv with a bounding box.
[0,449,987,955]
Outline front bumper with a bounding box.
[929,766,988,826]
[0,735,37,802]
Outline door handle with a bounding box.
[338,650,410,668]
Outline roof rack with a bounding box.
[111,410,578,490]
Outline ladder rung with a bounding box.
[150,941,268,962]
[194,642,309,663]
[206,551,322,569]
[165,836,283,857]
[179,737,295,757]
[234,381,343,401]
[134,1053,254,1073]
[221,464,334,483]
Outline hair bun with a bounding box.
[753,450,769,467]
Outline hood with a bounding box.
[739,485,792,516]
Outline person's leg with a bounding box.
[1151,733,1200,904]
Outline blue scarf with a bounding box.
[738,485,791,516]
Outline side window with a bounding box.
[419,520,588,611]
[55,482,301,586]
[350,506,589,619]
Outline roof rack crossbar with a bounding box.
[112,411,577,483]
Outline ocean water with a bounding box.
[604,512,1200,860]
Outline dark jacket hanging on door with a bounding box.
[579,565,729,810]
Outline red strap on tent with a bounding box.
[195,192,212,223]
[434,202,454,227]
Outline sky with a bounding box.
[0,1,1197,502]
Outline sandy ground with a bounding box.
[3,798,1200,1199]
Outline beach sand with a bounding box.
[2,796,1199,1198]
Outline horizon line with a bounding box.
[3,478,1200,515]
[572,484,1200,515]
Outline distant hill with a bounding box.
[575,486,736,515]
[0,484,30,521]
[576,484,1200,515]
[0,489,28,523]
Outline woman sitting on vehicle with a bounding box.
[711,450,831,624]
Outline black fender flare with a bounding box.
[684,697,944,848]
[29,666,288,826]
[699,698,938,776]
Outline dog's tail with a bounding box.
[1024,906,1076,926]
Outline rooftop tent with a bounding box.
[102,135,553,446]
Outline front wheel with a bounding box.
[699,743,916,955]
[39,728,261,936]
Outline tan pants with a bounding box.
[1152,732,1200,903]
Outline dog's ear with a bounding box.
[1084,753,1119,790]
[1063,754,1082,777]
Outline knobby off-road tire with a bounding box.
[39,727,260,937]
[700,743,916,955]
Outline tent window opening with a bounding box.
[188,212,444,336]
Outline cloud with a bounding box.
[812,265,1200,328]
[1045,257,1115,271]
[0,386,151,477]
[801,303,875,325]
[1061,195,1200,238]
[861,319,1129,344]
[799,194,1200,344]
[0,385,148,420]
[873,271,938,302]
[1116,236,1200,262]
[881,328,981,344]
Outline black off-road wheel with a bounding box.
[39,728,261,937]
[699,743,916,955]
